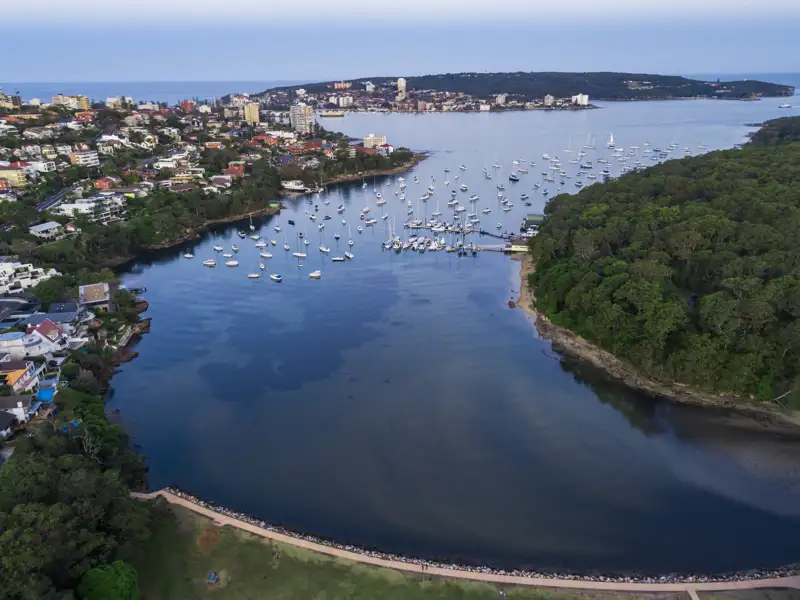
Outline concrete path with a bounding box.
[134,490,800,594]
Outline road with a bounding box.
[133,489,800,594]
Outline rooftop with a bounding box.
[29,221,62,233]
[79,282,110,305]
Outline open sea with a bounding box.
[97,75,800,576]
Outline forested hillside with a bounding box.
[530,117,800,406]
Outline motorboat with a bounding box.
[459,165,467,170]
[184,253,194,259]
[260,251,273,258]
[223,253,233,258]
[231,245,239,252]
[288,219,295,225]
[213,245,223,252]
[293,252,307,258]
[344,251,354,259]
[332,256,345,262]
[248,273,261,279]
[225,260,239,267]
[309,270,322,279]
[255,241,267,248]
[509,173,520,182]
[203,259,216,267]
[270,274,283,282]
[319,246,330,253]
[460,184,468,192]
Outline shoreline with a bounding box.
[104,156,428,270]
[134,488,800,590]
[513,253,800,433]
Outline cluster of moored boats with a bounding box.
[181,133,705,272]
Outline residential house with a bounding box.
[0,411,13,439]
[93,175,122,190]
[170,183,200,193]
[377,143,394,156]
[0,360,40,394]
[0,394,37,423]
[41,145,58,160]
[224,164,244,179]
[30,160,56,173]
[0,262,60,295]
[55,144,73,157]
[78,282,112,312]
[0,319,68,358]
[22,127,54,140]
[28,221,64,240]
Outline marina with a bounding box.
[110,98,800,577]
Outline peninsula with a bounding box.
[255,71,794,114]
[525,116,800,421]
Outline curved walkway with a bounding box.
[134,490,800,593]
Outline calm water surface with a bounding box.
[109,98,800,575]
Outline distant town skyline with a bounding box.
[2,16,799,82]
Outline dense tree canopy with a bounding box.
[0,427,150,599]
[264,72,794,101]
[530,117,800,407]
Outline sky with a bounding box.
[3,0,800,81]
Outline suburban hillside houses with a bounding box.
[0,262,60,295]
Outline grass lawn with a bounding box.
[130,500,687,600]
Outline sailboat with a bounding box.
[283,236,290,251]
[249,216,255,232]
[607,133,615,148]
[348,224,354,247]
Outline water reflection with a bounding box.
[109,101,800,575]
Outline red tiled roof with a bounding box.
[29,319,66,341]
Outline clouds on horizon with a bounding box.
[8,0,800,23]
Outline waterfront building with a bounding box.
[79,282,112,312]
[363,133,387,149]
[296,88,307,97]
[544,94,555,107]
[197,104,212,114]
[479,104,491,111]
[571,93,590,106]
[495,94,507,105]
[289,103,314,133]
[396,77,407,101]
[337,96,354,108]
[244,102,260,124]
[364,82,376,93]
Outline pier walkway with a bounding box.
[132,489,800,595]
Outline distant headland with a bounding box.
[252,71,795,114]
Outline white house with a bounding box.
[0,395,35,423]
[29,221,63,239]
[0,262,60,295]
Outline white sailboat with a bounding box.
[607,133,615,148]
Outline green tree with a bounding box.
[78,561,140,600]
